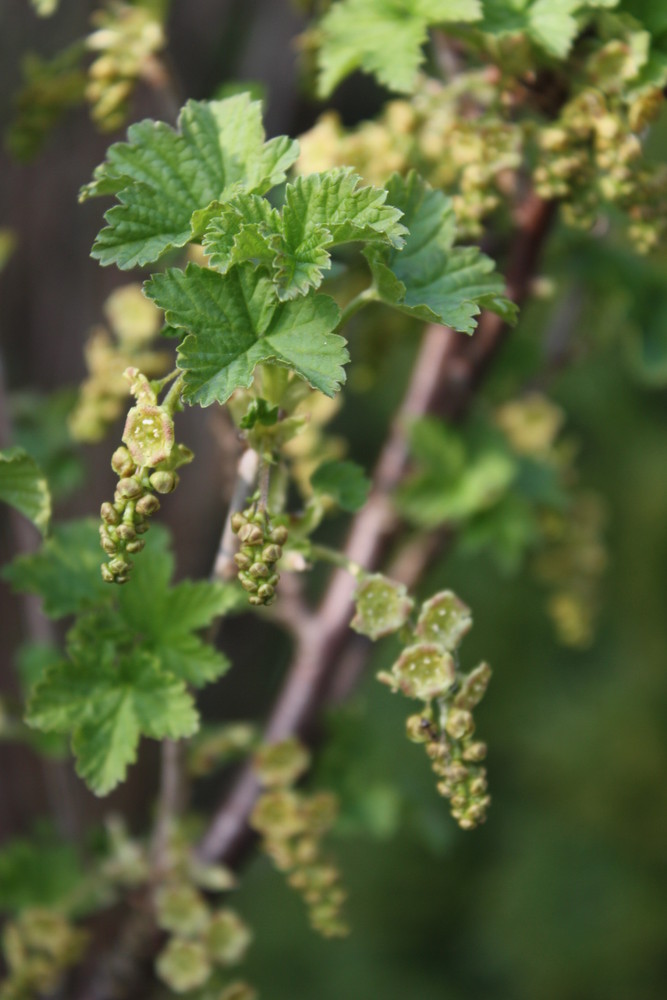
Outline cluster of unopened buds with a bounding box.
[250,738,348,938]
[351,578,492,830]
[231,501,288,606]
[99,368,191,583]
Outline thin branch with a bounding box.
[198,192,556,866]
[0,353,81,842]
[211,447,259,583]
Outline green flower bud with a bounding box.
[109,556,131,575]
[261,544,282,563]
[301,791,339,835]
[256,583,275,603]
[234,552,252,570]
[149,470,177,494]
[406,714,436,743]
[135,493,160,516]
[101,564,115,583]
[453,662,492,710]
[269,525,289,545]
[469,775,488,796]
[386,643,456,701]
[155,883,210,937]
[123,403,174,468]
[249,561,270,579]
[219,982,257,1000]
[416,590,472,652]
[254,737,310,788]
[116,477,142,500]
[206,909,252,966]
[351,574,414,641]
[156,938,211,993]
[111,446,135,477]
[230,512,246,533]
[445,708,475,740]
[250,789,306,839]
[125,539,145,554]
[446,762,469,784]
[238,523,263,545]
[462,741,487,762]
[100,501,120,525]
[239,574,259,593]
[117,523,136,541]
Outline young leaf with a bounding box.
[364,172,517,334]
[398,418,517,526]
[116,535,231,687]
[0,447,51,535]
[2,519,108,617]
[317,0,482,97]
[27,646,198,795]
[311,459,371,512]
[203,169,406,300]
[80,95,299,269]
[481,0,619,59]
[145,264,347,405]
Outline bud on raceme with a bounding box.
[98,369,193,584]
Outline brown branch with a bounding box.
[71,190,556,998]
[198,191,556,866]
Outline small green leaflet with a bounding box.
[481,0,619,59]
[317,0,482,96]
[364,172,517,334]
[115,531,232,687]
[3,519,109,617]
[0,448,51,535]
[398,417,516,526]
[80,94,299,269]
[203,169,407,301]
[146,264,347,405]
[27,646,198,796]
[311,460,371,512]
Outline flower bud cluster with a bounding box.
[250,738,349,938]
[69,284,169,443]
[154,837,252,996]
[369,585,492,830]
[0,908,88,1000]
[535,492,607,648]
[406,662,492,830]
[86,1,166,132]
[533,39,666,252]
[298,72,522,238]
[231,501,288,606]
[99,369,192,584]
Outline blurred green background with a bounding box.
[1,3,667,999]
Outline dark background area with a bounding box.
[1,3,667,999]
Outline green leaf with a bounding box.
[397,418,517,526]
[364,172,517,334]
[117,537,231,687]
[311,460,371,512]
[81,95,299,269]
[0,448,51,535]
[318,0,482,96]
[2,519,108,617]
[202,194,281,274]
[203,169,406,300]
[0,834,82,914]
[145,264,347,405]
[480,0,620,58]
[27,646,198,795]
